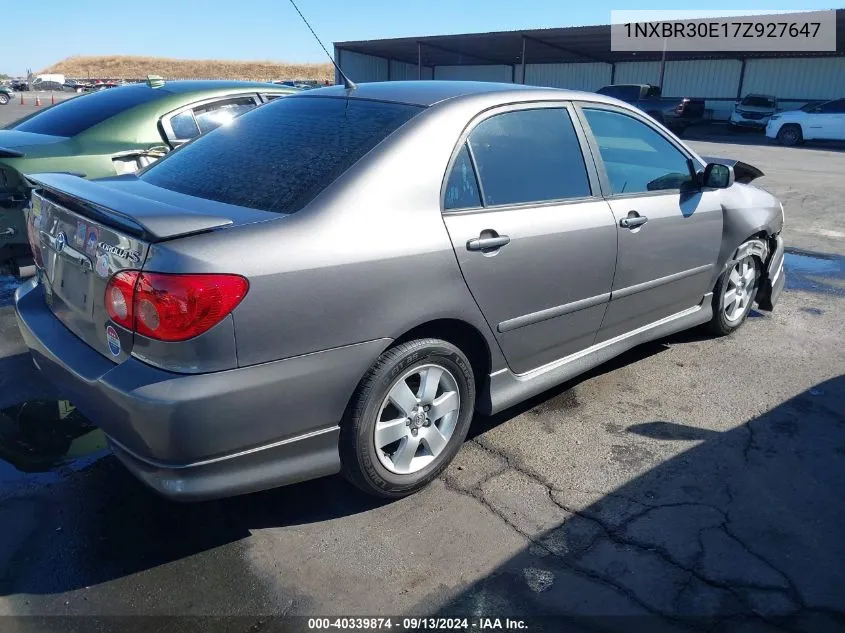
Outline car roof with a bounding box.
[142,80,292,95]
[298,80,617,108]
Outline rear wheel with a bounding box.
[340,338,475,498]
[708,253,760,335]
[776,124,802,146]
[0,94,9,105]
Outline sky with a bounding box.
[2,0,838,76]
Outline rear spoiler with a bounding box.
[700,156,764,184]
[27,172,234,241]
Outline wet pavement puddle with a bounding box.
[784,248,844,296]
[0,399,108,486]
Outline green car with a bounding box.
[0,85,13,105]
[0,78,298,274]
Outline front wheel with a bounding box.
[340,338,475,498]
[0,94,9,105]
[776,124,802,146]
[708,253,760,336]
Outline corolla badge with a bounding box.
[98,242,142,264]
[55,232,67,253]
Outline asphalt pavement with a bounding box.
[0,105,843,632]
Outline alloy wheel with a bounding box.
[723,256,757,323]
[374,363,461,475]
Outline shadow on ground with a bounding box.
[427,375,845,631]
[0,338,674,600]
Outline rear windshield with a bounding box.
[141,96,423,214]
[741,96,775,108]
[8,84,166,136]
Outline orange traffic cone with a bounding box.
[50,92,55,105]
[34,94,42,107]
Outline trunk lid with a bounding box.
[25,173,272,362]
[28,188,150,362]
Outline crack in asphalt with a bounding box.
[437,435,834,627]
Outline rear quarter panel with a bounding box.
[143,101,507,370]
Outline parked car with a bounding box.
[29,74,65,92]
[63,80,86,93]
[766,98,845,146]
[0,85,12,105]
[14,81,785,501]
[11,80,28,92]
[0,79,298,275]
[596,84,705,131]
[730,94,777,129]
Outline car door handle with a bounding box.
[619,213,648,229]
[467,235,510,251]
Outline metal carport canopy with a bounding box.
[335,10,845,68]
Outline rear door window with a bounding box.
[193,96,259,134]
[165,95,260,142]
[169,110,200,139]
[444,144,482,210]
[466,108,591,206]
[142,97,423,214]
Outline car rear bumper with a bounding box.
[14,278,390,500]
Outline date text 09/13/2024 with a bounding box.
[307,617,528,630]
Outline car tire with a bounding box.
[707,251,761,336]
[776,124,802,146]
[0,94,9,105]
[340,338,475,499]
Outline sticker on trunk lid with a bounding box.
[95,253,110,278]
[85,227,99,256]
[74,221,87,248]
[105,325,121,357]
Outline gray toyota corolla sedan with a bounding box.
[14,81,785,501]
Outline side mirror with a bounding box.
[702,163,734,189]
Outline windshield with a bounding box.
[800,101,825,112]
[741,96,775,108]
[141,96,423,214]
[7,84,166,136]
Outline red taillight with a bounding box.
[105,271,138,329]
[105,272,248,342]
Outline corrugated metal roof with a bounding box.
[336,10,845,67]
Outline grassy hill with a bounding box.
[40,55,334,82]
